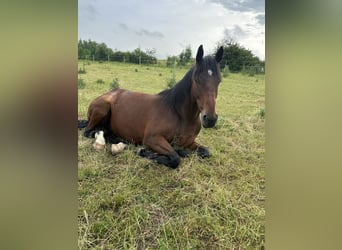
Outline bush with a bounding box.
[258,108,265,119]
[166,56,178,67]
[166,71,177,89]
[109,78,120,90]
[96,79,105,84]
[78,78,86,89]
[242,65,263,76]
[222,65,230,77]
[78,64,86,74]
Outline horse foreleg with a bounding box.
[184,141,210,158]
[140,136,180,169]
[175,149,192,158]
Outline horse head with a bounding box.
[192,45,223,128]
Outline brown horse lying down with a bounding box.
[78,45,223,168]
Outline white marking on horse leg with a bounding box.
[111,142,127,155]
[93,130,106,150]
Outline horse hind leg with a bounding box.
[84,102,111,138]
[78,120,89,129]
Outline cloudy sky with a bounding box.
[78,0,264,60]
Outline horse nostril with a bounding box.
[203,114,207,121]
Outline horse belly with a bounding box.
[110,92,155,144]
[112,114,145,143]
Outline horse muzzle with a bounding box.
[201,114,218,128]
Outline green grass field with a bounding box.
[78,60,265,249]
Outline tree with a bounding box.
[129,48,157,65]
[144,48,157,64]
[78,39,91,59]
[217,39,263,73]
[179,45,192,66]
[78,39,97,59]
[145,48,156,58]
[77,39,157,64]
[112,50,128,62]
[166,56,178,67]
[95,43,109,60]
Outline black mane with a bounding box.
[158,68,193,114]
[158,55,219,114]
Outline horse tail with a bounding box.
[78,119,89,129]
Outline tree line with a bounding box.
[78,39,265,73]
[166,41,264,73]
[216,39,265,73]
[78,39,157,64]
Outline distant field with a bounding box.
[78,60,265,249]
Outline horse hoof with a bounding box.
[136,148,146,156]
[93,131,106,150]
[111,142,126,155]
[197,147,210,158]
[176,149,190,158]
[93,142,105,150]
[84,130,97,138]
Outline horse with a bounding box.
[78,45,224,168]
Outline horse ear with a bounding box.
[215,46,223,63]
[196,45,204,64]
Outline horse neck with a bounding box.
[175,73,200,121]
[159,68,200,122]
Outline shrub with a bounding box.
[258,108,265,119]
[78,64,86,74]
[166,56,178,67]
[78,78,86,89]
[222,65,230,77]
[242,65,260,76]
[96,79,105,84]
[109,78,120,90]
[166,71,177,89]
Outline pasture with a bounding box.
[78,60,265,249]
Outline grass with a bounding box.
[78,78,86,89]
[109,78,120,90]
[78,60,265,249]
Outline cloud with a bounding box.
[224,25,249,41]
[118,23,164,39]
[79,2,99,21]
[256,14,265,25]
[118,23,128,30]
[210,0,264,12]
[135,29,165,39]
[79,0,265,59]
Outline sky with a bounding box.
[78,0,264,60]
